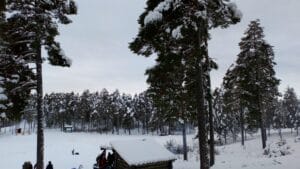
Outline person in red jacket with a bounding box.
[96,149,107,169]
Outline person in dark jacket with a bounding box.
[46,161,53,169]
[22,161,33,169]
[107,152,115,169]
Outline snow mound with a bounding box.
[263,140,292,158]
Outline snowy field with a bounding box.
[0,129,299,169]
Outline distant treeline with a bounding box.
[21,89,194,135]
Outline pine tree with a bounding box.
[121,93,134,134]
[230,20,280,148]
[283,87,299,135]
[6,1,77,168]
[273,99,285,140]
[97,88,112,133]
[222,66,241,143]
[132,92,154,134]
[146,53,189,159]
[212,87,234,145]
[130,1,241,168]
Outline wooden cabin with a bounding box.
[110,139,176,169]
[63,124,73,132]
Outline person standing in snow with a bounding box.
[22,161,33,169]
[107,152,115,169]
[46,161,53,169]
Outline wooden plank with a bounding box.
[0,0,5,12]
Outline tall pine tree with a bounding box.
[6,1,77,168]
[130,1,241,168]
[229,20,280,149]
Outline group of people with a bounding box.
[95,149,115,169]
[22,148,115,169]
[22,161,53,169]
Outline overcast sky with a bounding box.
[43,0,300,96]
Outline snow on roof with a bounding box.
[64,124,73,128]
[110,139,176,166]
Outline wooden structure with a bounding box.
[110,139,176,169]
[63,124,73,132]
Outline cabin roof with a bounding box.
[110,139,176,166]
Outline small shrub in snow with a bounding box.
[214,148,220,155]
[263,140,292,158]
[294,136,300,143]
[164,139,191,155]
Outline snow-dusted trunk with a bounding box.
[206,74,215,166]
[195,14,210,169]
[182,118,188,161]
[196,62,209,169]
[36,44,44,169]
[278,128,282,141]
[168,121,172,135]
[240,107,245,146]
[224,130,227,144]
[259,116,267,149]
[116,115,120,135]
[0,0,5,137]
[23,121,26,135]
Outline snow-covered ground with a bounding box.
[0,129,299,169]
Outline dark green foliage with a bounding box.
[282,87,299,132]
[0,10,35,121]
[223,20,280,148]
[130,0,241,168]
[6,0,77,66]
[4,1,77,168]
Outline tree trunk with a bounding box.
[23,121,26,135]
[206,75,215,166]
[278,128,282,141]
[232,129,237,143]
[168,121,172,135]
[224,131,227,144]
[194,11,210,169]
[196,63,209,169]
[259,118,266,149]
[182,118,188,161]
[116,115,119,135]
[240,108,245,146]
[36,45,44,169]
[146,121,149,134]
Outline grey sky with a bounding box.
[44,0,300,96]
